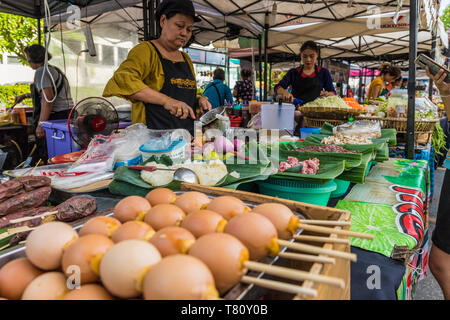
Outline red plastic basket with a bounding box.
[229,116,242,127]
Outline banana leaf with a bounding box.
[0,227,13,251]
[273,161,346,184]
[109,154,274,197]
[337,151,375,184]
[277,142,363,169]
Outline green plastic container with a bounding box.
[256,178,337,206]
[330,179,351,198]
[236,182,256,192]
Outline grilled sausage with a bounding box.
[0,180,24,202]
[0,186,51,216]
[0,206,54,229]
[55,196,97,222]
[16,176,51,192]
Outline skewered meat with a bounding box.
[55,196,97,222]
[16,176,51,192]
[0,180,24,202]
[0,207,54,229]
[295,145,358,153]
[0,187,51,216]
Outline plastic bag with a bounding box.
[247,112,262,129]
[415,97,438,120]
[333,120,381,139]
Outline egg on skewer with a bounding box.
[113,196,151,223]
[78,216,122,238]
[180,210,227,238]
[174,192,210,214]
[111,221,155,243]
[145,188,177,206]
[206,196,250,220]
[142,255,219,300]
[0,258,42,300]
[99,240,161,299]
[61,234,114,284]
[26,222,79,270]
[144,204,185,231]
[149,226,196,257]
[63,284,114,300]
[22,272,68,300]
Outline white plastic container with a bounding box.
[139,138,187,162]
[114,150,143,169]
[261,104,295,131]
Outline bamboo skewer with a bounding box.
[9,211,58,224]
[297,223,375,240]
[278,239,357,262]
[244,261,345,288]
[240,276,318,298]
[0,225,35,240]
[277,252,335,264]
[294,235,350,245]
[300,220,351,227]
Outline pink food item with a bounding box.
[278,157,320,175]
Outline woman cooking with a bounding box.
[103,0,211,135]
[274,41,336,105]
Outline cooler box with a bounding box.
[41,120,132,159]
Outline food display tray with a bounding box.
[0,184,351,300]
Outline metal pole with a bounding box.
[264,13,269,102]
[269,61,272,99]
[259,36,262,101]
[406,0,418,159]
[429,31,437,99]
[358,69,363,103]
[150,0,157,39]
[37,18,41,46]
[143,0,149,41]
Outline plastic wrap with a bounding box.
[333,120,381,139]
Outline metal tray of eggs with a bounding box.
[0,190,340,300]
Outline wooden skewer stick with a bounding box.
[240,275,317,298]
[9,211,58,224]
[297,223,374,240]
[278,239,357,262]
[0,226,35,240]
[294,235,350,245]
[300,220,351,227]
[244,261,345,288]
[277,252,335,264]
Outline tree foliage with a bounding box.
[441,5,450,30]
[0,13,42,65]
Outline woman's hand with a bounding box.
[36,125,45,139]
[278,88,293,103]
[163,98,196,120]
[198,96,211,113]
[426,67,450,97]
[320,91,335,97]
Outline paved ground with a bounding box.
[413,167,446,300]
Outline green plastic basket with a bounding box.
[256,178,337,206]
[330,179,351,198]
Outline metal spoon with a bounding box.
[129,165,199,184]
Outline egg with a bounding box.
[252,203,300,240]
[78,216,122,238]
[63,284,114,300]
[174,192,210,214]
[99,240,161,299]
[0,258,42,300]
[142,255,218,300]
[206,196,250,220]
[145,188,177,206]
[26,222,79,270]
[180,210,227,238]
[144,204,185,231]
[113,196,151,223]
[224,213,279,261]
[61,234,114,284]
[189,233,249,294]
[22,272,68,300]
[149,226,196,257]
[111,221,155,243]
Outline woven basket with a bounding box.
[304,117,347,128]
[356,116,438,133]
[299,106,365,120]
